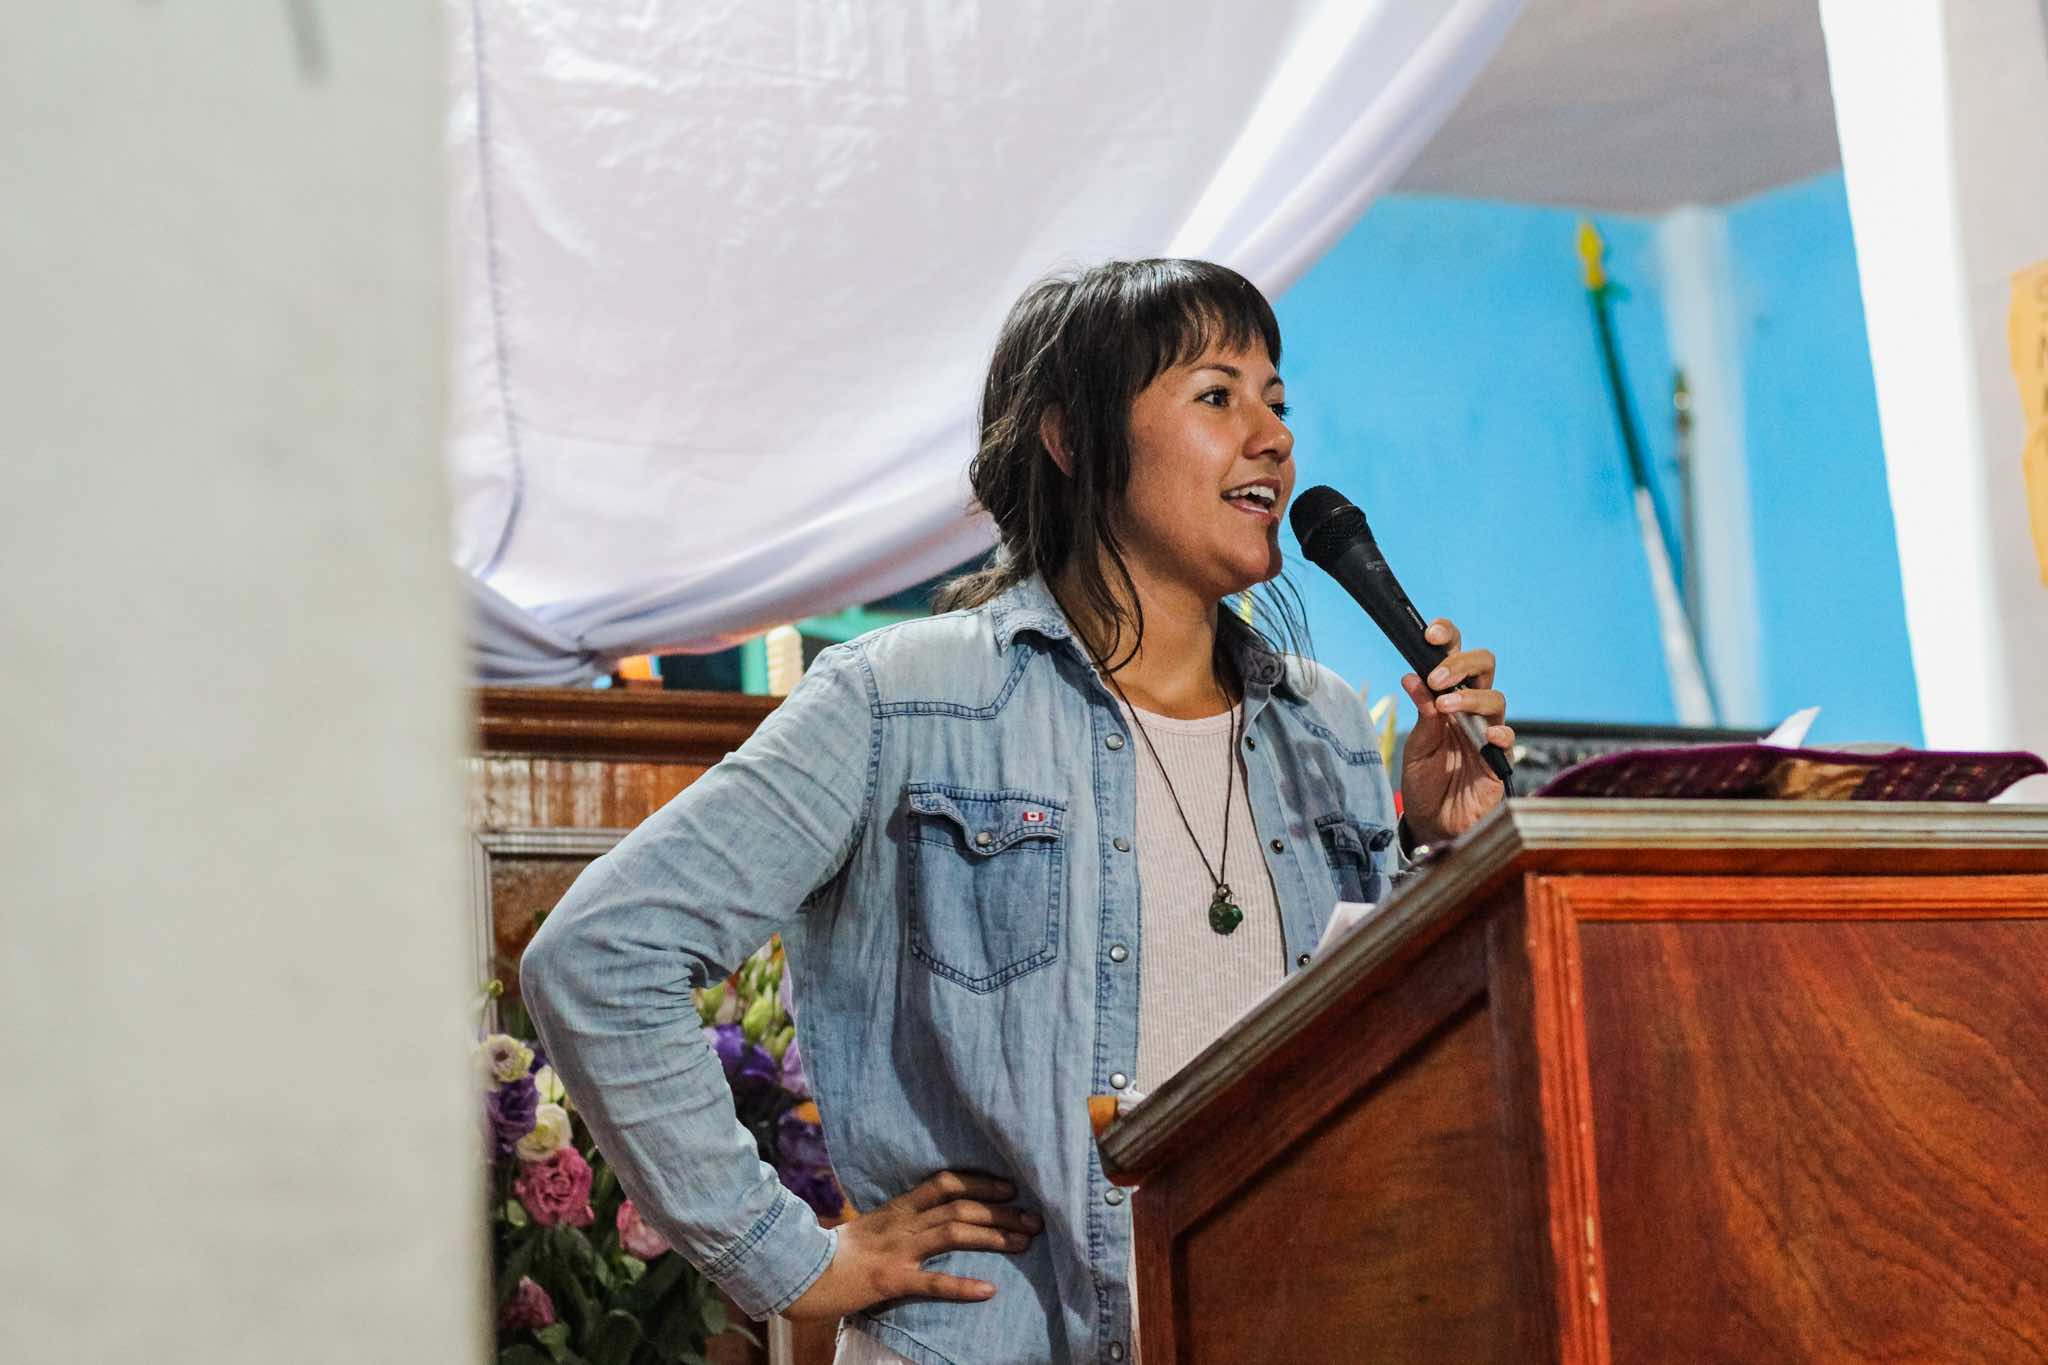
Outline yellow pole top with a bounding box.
[1576,218,1607,291]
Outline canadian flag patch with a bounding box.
[1022,809,1046,823]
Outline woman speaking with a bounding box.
[521,258,1513,1364]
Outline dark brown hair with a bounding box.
[934,258,1312,686]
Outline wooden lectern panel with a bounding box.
[1173,1001,1516,1363]
[1561,876,2048,1363]
[1129,915,1529,1364]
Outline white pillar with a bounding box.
[1658,206,1767,728]
[1820,0,2048,752]
[1,8,481,1362]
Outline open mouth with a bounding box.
[1222,484,1280,517]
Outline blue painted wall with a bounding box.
[1273,175,1920,746]
[1272,195,1685,726]
[1726,174,1920,744]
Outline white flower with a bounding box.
[477,1034,534,1087]
[515,1103,572,1162]
[534,1065,567,1107]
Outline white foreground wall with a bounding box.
[1,8,481,1361]
[1821,0,2048,752]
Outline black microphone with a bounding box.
[1289,485,1513,784]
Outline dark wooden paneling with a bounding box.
[1133,918,1505,1364]
[1171,1001,1516,1364]
[1488,883,1610,1365]
[485,850,606,990]
[1576,904,2048,1363]
[1562,872,2048,921]
[470,686,782,830]
[476,685,778,762]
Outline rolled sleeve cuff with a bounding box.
[702,1186,838,1320]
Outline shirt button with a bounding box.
[1297,953,1312,968]
[1104,1187,1126,1206]
[975,831,994,847]
[1113,836,1130,853]
[1105,733,1125,751]
[1108,944,1129,963]
[1270,838,1285,853]
[1109,1345,1127,1361]
[1110,1072,1129,1090]
[1244,735,1257,750]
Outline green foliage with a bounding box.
[533,1323,582,1364]
[739,988,778,1043]
[585,1311,643,1365]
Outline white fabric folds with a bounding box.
[450,0,1525,684]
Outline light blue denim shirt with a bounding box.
[521,574,1398,1365]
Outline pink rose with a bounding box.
[498,1276,556,1332]
[616,1199,671,1260]
[514,1146,595,1228]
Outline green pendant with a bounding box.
[1208,884,1243,935]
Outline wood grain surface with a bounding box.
[1488,886,1611,1365]
[1561,873,2048,921]
[480,844,620,993]
[1170,1002,1517,1364]
[1132,917,1511,1363]
[468,754,711,830]
[470,686,781,829]
[475,685,778,762]
[1575,905,2048,1363]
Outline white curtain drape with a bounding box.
[451,0,1525,685]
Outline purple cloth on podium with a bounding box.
[1537,744,2046,802]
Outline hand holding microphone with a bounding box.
[1289,485,1515,842]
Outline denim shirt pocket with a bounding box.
[1314,812,1395,905]
[904,783,1066,993]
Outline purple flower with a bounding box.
[738,1044,778,1087]
[705,1023,744,1073]
[780,1163,845,1219]
[526,1040,549,1073]
[705,1023,779,1094]
[771,1105,841,1216]
[780,1036,809,1098]
[486,1074,539,1156]
[776,1107,832,1170]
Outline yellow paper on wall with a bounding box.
[2009,259,2048,585]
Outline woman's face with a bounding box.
[1116,337,1294,604]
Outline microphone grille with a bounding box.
[1289,485,1367,563]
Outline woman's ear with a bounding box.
[1039,406,1074,477]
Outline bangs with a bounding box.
[1121,261,1283,393]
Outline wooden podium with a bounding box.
[1100,800,2048,1364]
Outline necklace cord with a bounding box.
[1095,662,1238,894]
